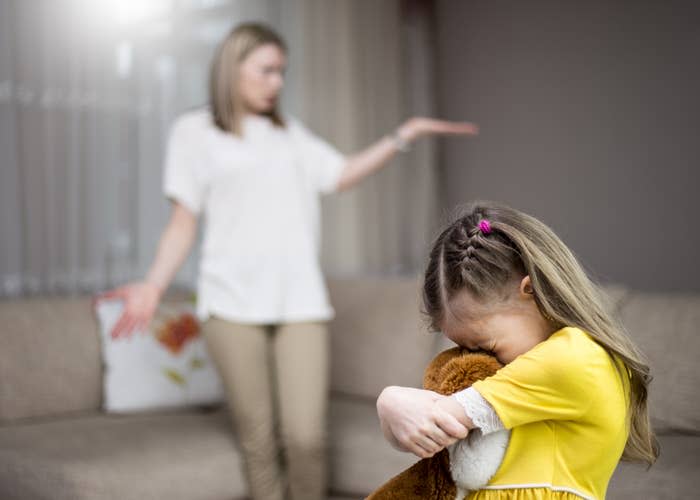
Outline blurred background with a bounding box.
[1,0,699,298]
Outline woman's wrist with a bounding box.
[389,128,412,153]
[144,278,166,298]
[390,120,420,152]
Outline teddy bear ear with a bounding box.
[437,352,503,395]
[422,347,466,392]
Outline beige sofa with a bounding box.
[0,277,698,499]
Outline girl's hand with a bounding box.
[94,281,163,339]
[376,386,470,459]
[396,117,479,144]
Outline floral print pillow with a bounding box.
[95,297,224,413]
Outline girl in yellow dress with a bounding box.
[377,200,659,499]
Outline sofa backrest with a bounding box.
[326,276,439,400]
[0,279,440,422]
[0,291,197,422]
[3,279,697,435]
[617,290,700,433]
[0,296,102,422]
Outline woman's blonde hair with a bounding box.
[422,200,659,466]
[209,22,286,135]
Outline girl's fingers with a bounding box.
[435,411,469,439]
[410,438,440,459]
[377,386,467,459]
[428,426,458,447]
[406,424,452,458]
[408,443,432,459]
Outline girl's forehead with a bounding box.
[440,290,506,340]
[440,317,491,351]
[440,303,488,338]
[445,289,492,321]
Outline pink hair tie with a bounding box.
[478,219,492,235]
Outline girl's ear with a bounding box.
[519,275,534,296]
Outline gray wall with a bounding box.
[434,0,700,292]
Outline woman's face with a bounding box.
[439,277,553,364]
[237,43,287,114]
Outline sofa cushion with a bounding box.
[0,406,247,500]
[0,396,409,500]
[0,297,102,421]
[618,290,700,433]
[327,276,437,399]
[607,434,700,499]
[329,395,418,496]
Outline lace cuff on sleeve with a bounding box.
[452,387,505,435]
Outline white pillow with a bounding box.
[95,298,225,413]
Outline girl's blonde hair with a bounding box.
[422,200,659,466]
[209,22,286,135]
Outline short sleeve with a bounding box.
[470,328,598,429]
[162,116,206,214]
[291,118,346,195]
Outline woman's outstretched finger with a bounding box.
[415,118,477,134]
[433,120,479,135]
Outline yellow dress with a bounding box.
[469,327,630,500]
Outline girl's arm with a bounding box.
[335,117,478,192]
[377,385,475,459]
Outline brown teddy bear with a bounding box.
[367,348,510,500]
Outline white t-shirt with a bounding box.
[163,108,346,324]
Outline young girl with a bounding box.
[377,200,658,499]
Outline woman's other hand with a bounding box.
[376,386,470,459]
[94,281,163,339]
[93,202,198,340]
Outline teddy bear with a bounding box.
[367,347,510,500]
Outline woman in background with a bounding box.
[98,23,478,500]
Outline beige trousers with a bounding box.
[202,317,329,500]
